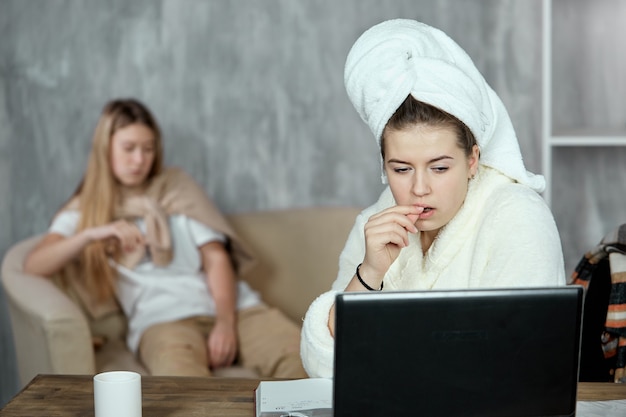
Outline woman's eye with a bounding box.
[394,167,410,173]
[432,166,449,173]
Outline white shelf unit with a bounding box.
[551,135,626,148]
[541,0,626,206]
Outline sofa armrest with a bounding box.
[1,236,96,386]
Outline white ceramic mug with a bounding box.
[93,371,142,417]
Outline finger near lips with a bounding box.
[368,223,414,241]
[366,230,409,249]
[370,207,412,223]
[369,222,413,243]
[371,209,420,230]
[406,213,420,224]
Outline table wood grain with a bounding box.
[1,374,625,416]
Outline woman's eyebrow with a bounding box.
[387,158,410,164]
[387,155,453,164]
[429,155,453,163]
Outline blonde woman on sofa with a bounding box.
[300,19,566,378]
[23,98,307,378]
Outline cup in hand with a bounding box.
[93,371,142,417]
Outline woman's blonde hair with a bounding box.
[73,98,163,301]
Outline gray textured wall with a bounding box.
[551,0,626,271]
[1,0,549,404]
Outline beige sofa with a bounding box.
[1,206,361,387]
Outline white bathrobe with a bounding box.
[300,19,566,378]
[300,166,566,378]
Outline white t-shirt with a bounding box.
[50,210,262,353]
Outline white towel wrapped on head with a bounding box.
[344,18,545,192]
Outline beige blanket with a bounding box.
[57,166,256,318]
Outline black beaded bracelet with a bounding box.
[355,263,384,291]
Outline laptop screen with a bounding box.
[333,286,583,417]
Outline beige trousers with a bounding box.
[138,304,307,378]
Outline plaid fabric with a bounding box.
[571,224,626,383]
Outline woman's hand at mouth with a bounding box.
[361,205,424,279]
[329,204,424,337]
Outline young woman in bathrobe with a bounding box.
[300,19,566,378]
[24,98,307,379]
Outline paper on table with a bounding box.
[255,378,332,417]
[576,399,626,417]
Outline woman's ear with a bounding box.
[468,144,480,178]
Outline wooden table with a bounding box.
[1,374,626,416]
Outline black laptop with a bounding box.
[333,286,584,417]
